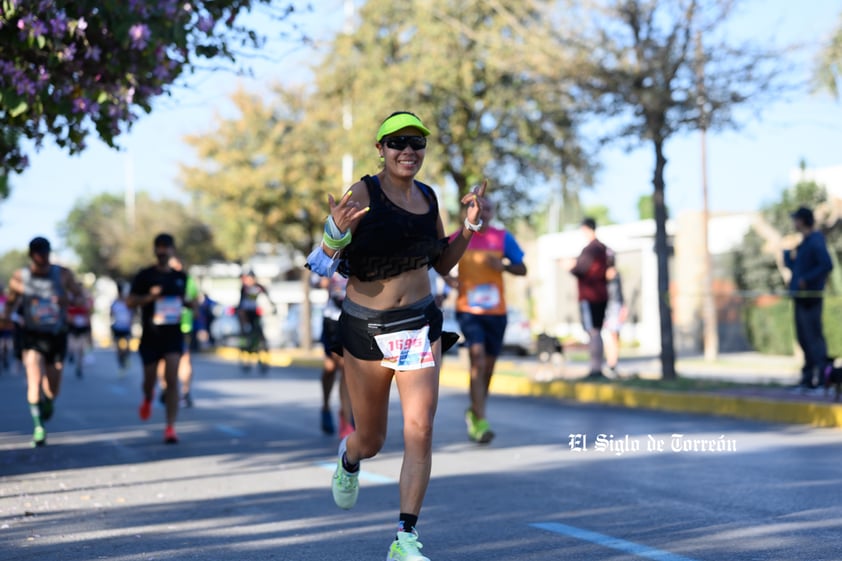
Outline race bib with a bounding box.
[466,284,500,310]
[153,296,183,325]
[28,297,60,327]
[112,308,132,329]
[240,299,258,311]
[72,314,89,327]
[374,325,435,371]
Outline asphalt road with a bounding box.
[1,349,841,561]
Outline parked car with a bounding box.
[440,307,532,355]
[280,303,324,348]
[503,308,533,355]
[210,305,242,347]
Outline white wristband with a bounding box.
[464,217,483,232]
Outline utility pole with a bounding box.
[697,31,719,361]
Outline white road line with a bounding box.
[108,385,129,396]
[530,522,699,561]
[215,424,247,437]
[315,461,396,484]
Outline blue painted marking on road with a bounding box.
[108,385,129,396]
[530,522,699,561]
[215,424,247,438]
[316,461,396,484]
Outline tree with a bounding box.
[816,11,842,99]
[0,1,304,180]
[0,249,28,284]
[180,1,598,347]
[314,0,595,225]
[180,86,339,262]
[734,175,842,355]
[180,86,344,349]
[565,0,786,379]
[58,192,223,279]
[583,205,613,227]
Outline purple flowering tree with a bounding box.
[0,0,301,184]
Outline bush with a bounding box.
[744,298,793,355]
[745,295,842,356]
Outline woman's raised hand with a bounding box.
[328,189,369,234]
[461,179,487,225]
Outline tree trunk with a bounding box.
[652,139,677,379]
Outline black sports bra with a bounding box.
[338,175,447,281]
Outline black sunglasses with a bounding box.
[383,135,427,151]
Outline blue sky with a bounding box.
[2,0,841,261]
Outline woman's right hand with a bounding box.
[328,189,369,234]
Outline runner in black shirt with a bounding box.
[127,233,194,444]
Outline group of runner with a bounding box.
[4,110,531,561]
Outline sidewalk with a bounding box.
[215,346,842,430]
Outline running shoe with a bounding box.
[164,425,178,444]
[321,408,335,435]
[331,436,359,509]
[159,389,168,405]
[465,409,494,444]
[387,530,430,561]
[39,398,54,422]
[32,426,46,447]
[182,392,193,408]
[473,418,495,444]
[139,399,152,421]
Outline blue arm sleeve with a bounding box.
[503,231,525,265]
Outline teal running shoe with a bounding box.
[387,530,430,561]
[32,426,46,447]
[331,436,359,509]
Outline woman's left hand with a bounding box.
[461,179,487,225]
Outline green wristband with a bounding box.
[322,229,352,251]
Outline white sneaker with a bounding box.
[387,530,430,561]
[331,436,359,509]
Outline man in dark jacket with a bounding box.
[784,206,833,391]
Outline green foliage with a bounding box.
[180,86,335,260]
[825,296,842,357]
[0,249,28,285]
[742,298,794,355]
[563,0,786,378]
[733,228,785,295]
[0,1,304,177]
[583,205,613,226]
[735,175,842,355]
[182,1,599,248]
[314,0,595,225]
[744,296,842,357]
[636,194,668,221]
[58,192,223,279]
[816,12,842,99]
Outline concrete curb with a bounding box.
[438,364,842,429]
[213,348,842,430]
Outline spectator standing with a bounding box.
[566,218,609,379]
[784,206,833,391]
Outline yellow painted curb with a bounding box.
[439,365,842,429]
[213,346,324,369]
[208,348,842,430]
